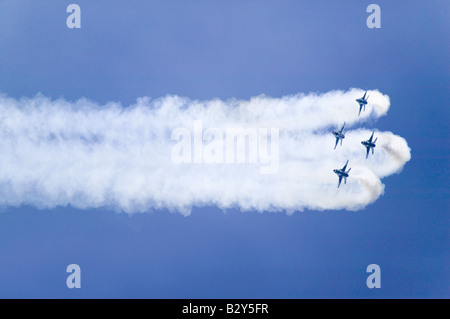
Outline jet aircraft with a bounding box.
[333,160,351,188]
[362,131,377,159]
[332,122,346,149]
[356,91,369,116]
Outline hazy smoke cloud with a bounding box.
[0,89,410,215]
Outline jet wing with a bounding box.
[366,146,370,159]
[338,175,343,188]
[334,137,339,149]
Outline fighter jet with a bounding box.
[362,131,377,159]
[332,122,346,149]
[356,91,369,116]
[333,160,351,188]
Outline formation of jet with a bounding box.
[331,91,379,188]
[334,160,351,188]
[362,131,377,159]
[356,91,369,116]
[332,122,346,149]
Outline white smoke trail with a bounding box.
[0,89,410,215]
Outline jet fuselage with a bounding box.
[333,169,349,178]
[356,98,368,105]
[332,131,345,139]
[362,140,376,148]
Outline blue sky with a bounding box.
[0,0,448,298]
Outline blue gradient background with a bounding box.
[0,0,448,298]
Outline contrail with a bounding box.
[0,89,410,215]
